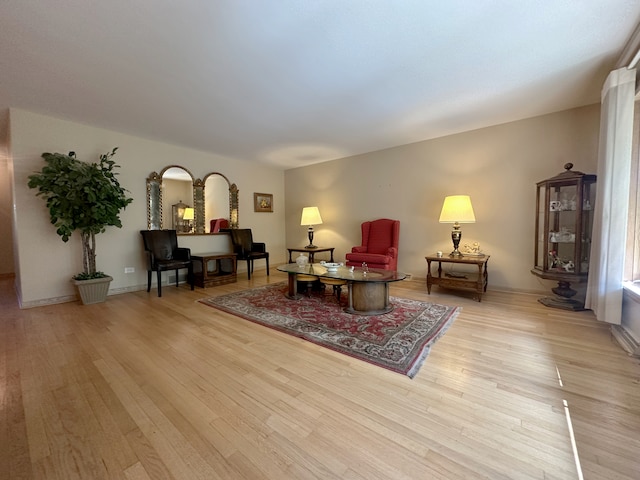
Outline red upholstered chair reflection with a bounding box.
[345,218,400,271]
[209,218,229,233]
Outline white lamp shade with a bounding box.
[300,206,323,226]
[439,195,476,223]
[182,207,195,220]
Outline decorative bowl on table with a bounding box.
[320,261,342,272]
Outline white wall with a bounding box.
[7,104,602,305]
[284,104,601,294]
[0,110,14,276]
[9,109,286,307]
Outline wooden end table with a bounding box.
[191,252,237,288]
[425,254,489,301]
[287,246,335,263]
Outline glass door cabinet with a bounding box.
[531,163,596,310]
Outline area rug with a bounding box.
[198,283,460,378]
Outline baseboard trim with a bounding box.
[611,325,640,357]
[20,294,78,309]
[19,284,149,309]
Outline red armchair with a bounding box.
[345,218,400,271]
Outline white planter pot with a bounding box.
[72,275,113,305]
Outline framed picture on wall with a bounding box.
[254,192,273,212]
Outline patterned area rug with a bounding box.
[198,283,460,378]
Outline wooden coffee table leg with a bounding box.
[345,282,394,315]
[285,273,301,300]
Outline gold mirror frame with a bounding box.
[146,167,239,232]
[202,172,240,231]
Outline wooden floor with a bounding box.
[1,271,639,480]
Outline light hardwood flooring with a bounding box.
[1,271,639,480]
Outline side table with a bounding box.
[191,252,237,288]
[425,254,490,301]
[287,246,335,263]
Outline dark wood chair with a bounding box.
[226,228,269,280]
[140,230,194,297]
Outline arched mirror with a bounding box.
[146,167,239,232]
[146,165,194,231]
[162,166,195,233]
[202,172,239,231]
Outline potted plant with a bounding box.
[28,148,133,304]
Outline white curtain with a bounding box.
[585,67,636,324]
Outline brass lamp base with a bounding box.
[449,225,463,256]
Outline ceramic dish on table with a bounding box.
[320,261,343,272]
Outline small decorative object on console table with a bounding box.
[531,163,596,311]
[461,242,483,256]
[426,254,489,301]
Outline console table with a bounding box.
[425,254,489,301]
[191,252,237,288]
[287,246,335,263]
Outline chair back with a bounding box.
[229,229,254,253]
[140,230,178,261]
[362,219,399,254]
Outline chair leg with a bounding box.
[175,269,179,287]
[157,270,162,297]
[246,259,251,280]
[188,264,194,290]
[147,271,152,292]
[306,280,315,297]
[266,257,270,276]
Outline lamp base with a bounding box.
[305,228,318,249]
[450,227,463,257]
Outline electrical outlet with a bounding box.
[124,267,135,273]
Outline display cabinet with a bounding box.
[172,200,191,234]
[531,163,596,310]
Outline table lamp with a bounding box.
[439,195,475,256]
[301,206,323,249]
[182,207,195,233]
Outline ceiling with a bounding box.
[2,1,640,169]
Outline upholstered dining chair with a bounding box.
[209,218,229,233]
[140,230,194,297]
[319,277,347,303]
[345,218,400,271]
[226,228,270,280]
[297,273,319,297]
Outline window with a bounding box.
[624,99,640,291]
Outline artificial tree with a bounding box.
[28,148,133,283]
